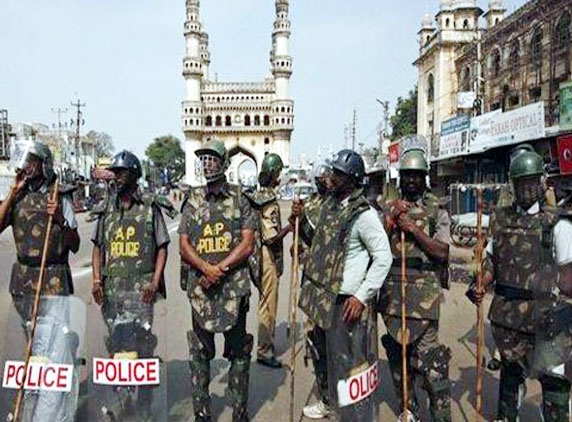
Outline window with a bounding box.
[206,116,212,126]
[264,115,270,126]
[225,116,231,126]
[445,18,450,28]
[244,115,251,126]
[461,66,471,92]
[530,27,543,68]
[463,19,469,30]
[215,116,222,126]
[491,49,501,78]
[555,12,571,51]
[254,115,260,125]
[509,40,520,77]
[427,74,434,103]
[264,138,270,145]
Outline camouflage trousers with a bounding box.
[188,297,252,422]
[491,323,571,422]
[257,248,280,359]
[381,319,451,422]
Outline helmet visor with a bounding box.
[199,154,225,181]
[9,142,40,173]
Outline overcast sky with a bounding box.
[1,0,527,163]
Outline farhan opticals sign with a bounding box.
[436,102,546,160]
[488,102,545,147]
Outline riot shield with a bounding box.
[87,289,168,421]
[326,301,379,421]
[0,295,86,422]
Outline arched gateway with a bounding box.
[182,0,294,186]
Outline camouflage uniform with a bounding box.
[6,182,77,322]
[179,183,256,422]
[486,204,570,422]
[378,193,452,422]
[298,189,371,406]
[91,190,170,415]
[246,186,284,360]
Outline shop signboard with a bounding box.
[557,134,572,175]
[439,115,470,159]
[560,81,572,131]
[489,101,545,148]
[468,109,502,154]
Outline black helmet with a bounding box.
[328,149,365,183]
[108,150,142,179]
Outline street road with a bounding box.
[0,199,547,421]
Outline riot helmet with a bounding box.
[509,144,544,209]
[108,150,142,179]
[195,140,229,182]
[400,148,429,173]
[327,149,365,184]
[310,162,332,194]
[399,148,429,201]
[9,139,55,183]
[260,153,284,180]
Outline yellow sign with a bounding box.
[110,226,141,258]
[197,222,232,254]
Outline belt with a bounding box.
[495,284,554,301]
[392,258,440,272]
[17,256,68,267]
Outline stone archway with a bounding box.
[228,145,258,186]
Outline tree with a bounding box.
[145,135,185,186]
[390,85,418,140]
[85,130,114,158]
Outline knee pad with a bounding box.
[187,330,215,361]
[381,334,401,359]
[540,374,571,395]
[414,344,451,379]
[225,334,253,360]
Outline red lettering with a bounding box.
[118,361,128,382]
[106,361,116,382]
[57,366,69,389]
[359,373,369,397]
[349,378,360,401]
[43,367,55,387]
[15,365,24,387]
[134,362,145,382]
[147,361,157,383]
[95,360,104,381]
[27,365,39,387]
[6,364,16,384]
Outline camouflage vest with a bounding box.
[298,190,370,329]
[489,205,559,332]
[102,195,156,295]
[10,186,72,297]
[183,186,251,332]
[378,194,442,322]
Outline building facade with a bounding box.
[182,0,294,186]
[415,0,572,191]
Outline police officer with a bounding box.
[378,148,452,422]
[91,150,171,418]
[179,140,256,422]
[292,149,392,420]
[246,153,290,369]
[469,144,572,422]
[0,139,80,321]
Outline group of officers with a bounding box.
[1,137,572,422]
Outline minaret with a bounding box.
[270,0,293,166]
[182,0,205,185]
[200,31,211,82]
[484,0,505,29]
[418,12,435,49]
[437,0,454,30]
[452,0,482,31]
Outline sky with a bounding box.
[1,0,527,164]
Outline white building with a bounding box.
[182,0,294,186]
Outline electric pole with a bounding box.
[351,108,357,150]
[51,107,67,164]
[70,98,85,177]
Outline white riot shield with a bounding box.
[87,290,168,421]
[326,301,379,421]
[0,295,86,422]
